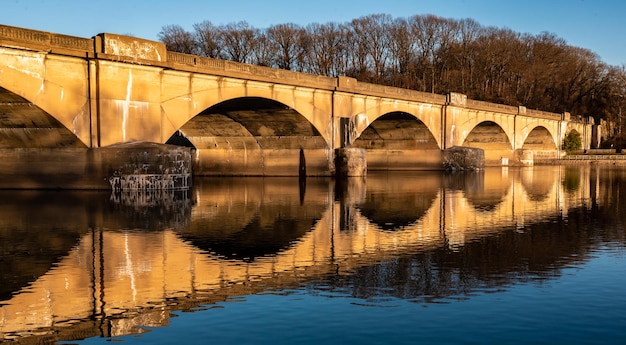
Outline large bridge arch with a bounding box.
[0,48,91,146]
[168,95,331,176]
[160,72,334,148]
[0,86,86,148]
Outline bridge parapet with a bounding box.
[568,114,594,124]
[0,24,93,56]
[345,79,447,104]
[526,108,562,120]
[464,98,518,114]
[167,51,337,89]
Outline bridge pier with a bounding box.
[515,149,534,166]
[442,146,485,171]
[335,148,367,177]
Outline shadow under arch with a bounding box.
[167,97,330,176]
[355,171,441,230]
[352,112,442,170]
[0,86,86,148]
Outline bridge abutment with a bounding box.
[0,143,191,190]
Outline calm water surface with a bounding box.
[1,166,625,344]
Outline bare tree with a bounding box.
[305,22,347,76]
[409,14,459,93]
[348,14,393,83]
[249,30,276,67]
[192,20,222,58]
[266,23,305,70]
[387,17,416,88]
[219,21,258,63]
[447,18,483,93]
[158,24,196,54]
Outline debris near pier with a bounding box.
[107,141,192,191]
[443,146,485,171]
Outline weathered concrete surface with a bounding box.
[0,142,191,189]
[335,148,367,177]
[443,146,485,171]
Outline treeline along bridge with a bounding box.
[0,25,601,188]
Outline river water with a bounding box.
[0,165,625,344]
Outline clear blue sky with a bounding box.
[1,0,624,66]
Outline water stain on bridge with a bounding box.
[1,165,623,342]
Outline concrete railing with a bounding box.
[167,51,337,89]
[526,108,562,120]
[562,154,626,160]
[0,24,93,53]
[353,81,447,104]
[465,99,519,114]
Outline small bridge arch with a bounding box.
[519,125,558,149]
[345,95,444,150]
[350,110,444,170]
[460,120,514,164]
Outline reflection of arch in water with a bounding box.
[519,166,558,202]
[461,169,511,212]
[443,167,582,248]
[178,177,329,260]
[355,172,441,230]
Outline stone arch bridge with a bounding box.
[0,25,599,188]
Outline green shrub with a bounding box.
[562,131,582,153]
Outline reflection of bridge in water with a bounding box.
[0,167,597,341]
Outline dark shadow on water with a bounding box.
[0,191,105,301]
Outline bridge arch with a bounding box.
[462,121,513,164]
[160,74,334,149]
[0,50,91,147]
[520,125,558,149]
[351,111,443,170]
[0,86,86,148]
[348,98,443,150]
[168,96,330,176]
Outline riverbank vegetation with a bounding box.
[158,14,626,145]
